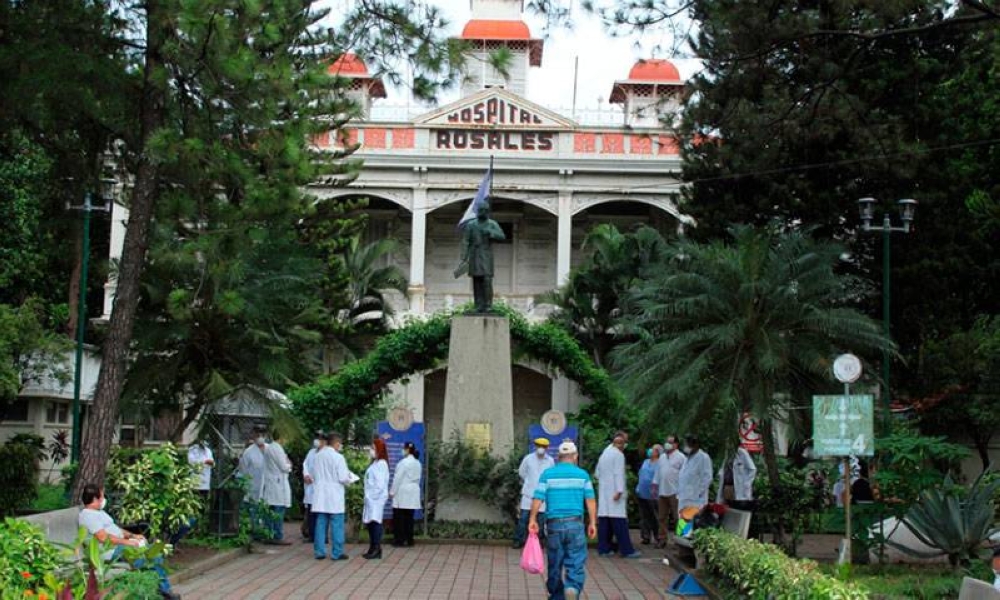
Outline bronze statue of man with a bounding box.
[454,203,505,313]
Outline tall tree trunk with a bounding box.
[760,418,785,547]
[66,228,82,336]
[73,1,168,500]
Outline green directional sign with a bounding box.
[813,394,875,457]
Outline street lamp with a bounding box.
[67,178,116,465]
[857,197,917,424]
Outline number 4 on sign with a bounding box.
[852,434,866,454]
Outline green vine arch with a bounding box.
[291,305,631,433]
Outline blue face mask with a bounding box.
[646,448,653,458]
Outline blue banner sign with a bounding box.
[376,421,426,520]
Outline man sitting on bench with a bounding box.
[78,483,180,600]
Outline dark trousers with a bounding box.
[472,276,493,312]
[637,498,659,542]
[597,516,636,556]
[366,521,383,550]
[301,504,318,540]
[393,509,415,544]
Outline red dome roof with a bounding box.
[461,19,532,40]
[627,59,681,83]
[327,53,369,76]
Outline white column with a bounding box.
[551,375,571,413]
[409,188,427,315]
[102,201,129,320]
[556,190,572,287]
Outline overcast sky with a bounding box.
[320,0,702,112]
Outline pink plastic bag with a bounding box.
[520,531,545,575]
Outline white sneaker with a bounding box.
[565,589,579,600]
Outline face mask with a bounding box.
[99,497,107,510]
[646,449,653,458]
[683,445,693,454]
[536,447,547,457]
[312,440,320,449]
[255,436,265,446]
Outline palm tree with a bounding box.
[612,225,893,505]
[537,224,669,367]
[341,237,409,329]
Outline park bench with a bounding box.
[20,507,129,578]
[959,576,1000,600]
[674,507,752,569]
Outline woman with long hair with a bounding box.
[362,438,390,559]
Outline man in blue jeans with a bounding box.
[528,441,597,600]
[78,483,180,600]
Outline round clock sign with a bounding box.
[833,354,863,384]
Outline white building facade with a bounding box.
[94,0,691,442]
[309,0,691,439]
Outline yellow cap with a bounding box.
[679,506,700,521]
[534,438,550,447]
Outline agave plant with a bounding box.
[892,471,1000,567]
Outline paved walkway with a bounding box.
[175,529,676,599]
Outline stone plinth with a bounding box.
[442,315,515,457]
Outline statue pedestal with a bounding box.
[442,315,515,457]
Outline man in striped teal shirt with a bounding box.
[529,441,597,600]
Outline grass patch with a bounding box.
[30,483,70,512]
[818,562,993,599]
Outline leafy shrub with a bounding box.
[694,528,870,599]
[425,520,514,540]
[429,437,523,521]
[103,569,162,599]
[0,517,63,595]
[0,442,40,515]
[755,460,827,555]
[106,443,203,539]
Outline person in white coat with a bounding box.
[512,438,555,549]
[312,431,359,560]
[362,437,390,559]
[677,435,713,515]
[259,429,293,544]
[301,430,325,542]
[238,425,268,539]
[390,441,422,547]
[595,432,640,558]
[716,442,758,511]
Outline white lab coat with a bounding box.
[238,444,266,502]
[187,444,213,491]
[677,449,713,510]
[311,447,357,514]
[518,452,555,511]
[653,449,686,497]
[595,444,627,518]
[363,459,389,524]
[390,454,422,510]
[716,447,758,503]
[259,441,292,507]
[303,447,318,505]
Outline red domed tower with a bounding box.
[327,53,387,119]
[457,0,543,96]
[609,59,686,128]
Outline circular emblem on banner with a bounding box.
[541,410,567,436]
[833,354,863,384]
[739,412,764,453]
[388,407,414,432]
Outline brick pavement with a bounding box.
[175,527,675,599]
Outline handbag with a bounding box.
[520,531,545,575]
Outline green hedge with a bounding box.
[693,528,869,600]
[292,305,630,433]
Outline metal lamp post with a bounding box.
[68,178,116,465]
[857,197,917,425]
